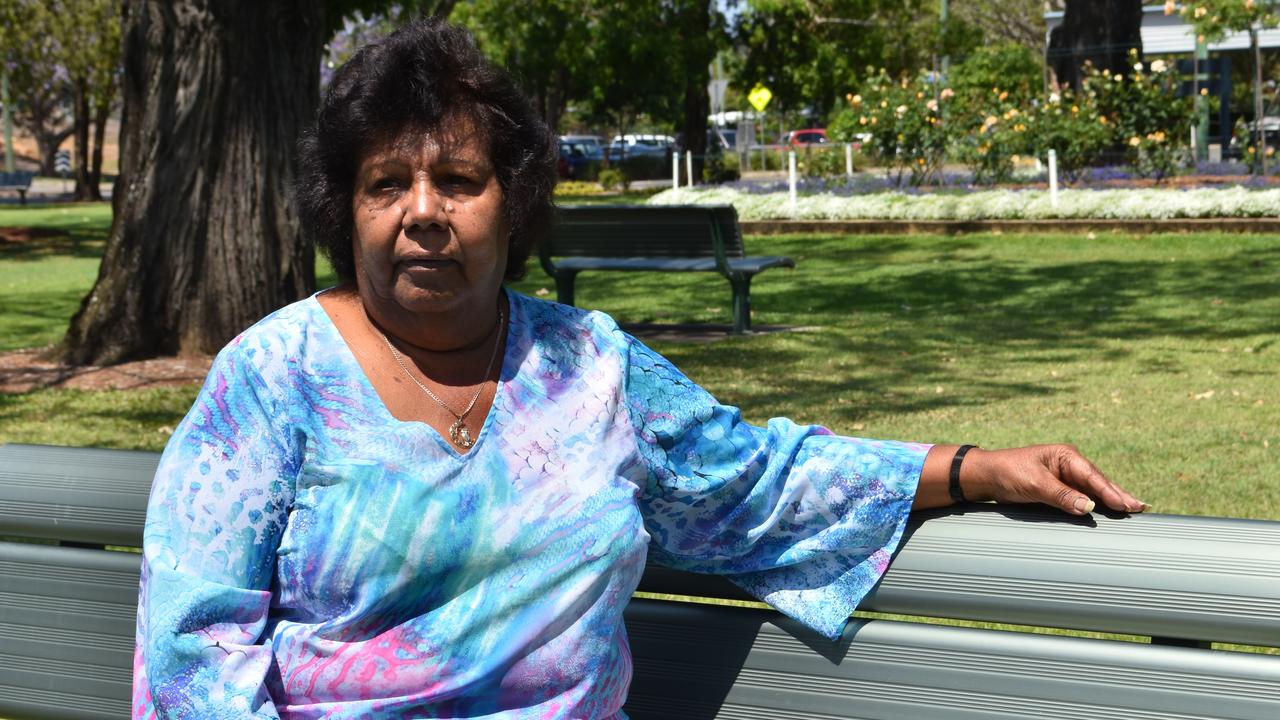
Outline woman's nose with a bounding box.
[402,180,447,230]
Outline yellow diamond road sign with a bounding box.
[747,84,772,112]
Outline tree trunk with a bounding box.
[30,109,74,177]
[1047,0,1144,89]
[60,0,325,365]
[675,1,715,182]
[72,80,101,202]
[89,98,112,191]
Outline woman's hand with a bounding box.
[914,444,1150,515]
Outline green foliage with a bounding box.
[1173,0,1280,43]
[1021,90,1113,182]
[597,167,629,191]
[701,152,741,184]
[1234,116,1276,165]
[947,42,1043,108]
[1085,53,1193,180]
[829,69,955,186]
[793,144,858,178]
[951,87,1034,185]
[734,0,983,123]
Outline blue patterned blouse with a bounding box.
[133,291,928,719]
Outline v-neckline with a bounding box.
[311,289,519,460]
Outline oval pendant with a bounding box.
[449,419,475,449]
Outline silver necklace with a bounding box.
[378,306,505,449]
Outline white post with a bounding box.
[672,152,679,190]
[845,143,853,177]
[1047,149,1059,208]
[788,151,798,215]
[685,150,694,188]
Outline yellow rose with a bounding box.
[1129,136,1141,147]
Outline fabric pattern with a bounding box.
[133,291,928,719]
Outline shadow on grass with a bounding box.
[0,288,85,352]
[533,234,1278,423]
[0,226,109,262]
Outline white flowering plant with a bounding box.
[647,185,1280,221]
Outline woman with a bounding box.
[133,19,1146,720]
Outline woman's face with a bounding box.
[351,124,508,322]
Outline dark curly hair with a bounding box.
[296,18,557,283]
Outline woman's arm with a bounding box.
[134,341,298,719]
[914,444,1149,514]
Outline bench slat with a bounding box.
[622,599,1280,720]
[0,542,137,719]
[0,444,156,547]
[639,504,1280,647]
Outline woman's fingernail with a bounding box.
[1139,502,1152,511]
[1074,497,1095,514]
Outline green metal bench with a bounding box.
[2,442,1278,719]
[541,205,795,333]
[0,171,35,205]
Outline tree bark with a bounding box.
[72,80,101,202]
[89,97,111,191]
[1047,0,1143,89]
[675,1,715,182]
[60,0,325,365]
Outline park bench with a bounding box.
[0,170,35,205]
[541,205,795,333]
[1,442,1278,720]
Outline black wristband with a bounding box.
[949,445,978,504]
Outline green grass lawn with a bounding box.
[2,202,1278,521]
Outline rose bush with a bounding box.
[828,68,956,187]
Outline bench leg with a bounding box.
[18,188,26,206]
[730,275,753,334]
[554,270,579,307]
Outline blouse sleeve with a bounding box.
[133,337,300,719]
[624,335,929,640]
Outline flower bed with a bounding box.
[647,186,1280,221]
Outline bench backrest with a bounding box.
[545,205,745,261]
[0,170,35,186]
[3,443,1279,720]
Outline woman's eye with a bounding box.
[372,178,400,192]
[443,174,471,187]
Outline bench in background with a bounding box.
[542,205,794,333]
[0,171,35,206]
[2,443,1278,719]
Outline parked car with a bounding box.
[558,135,605,180]
[608,134,675,156]
[560,134,604,156]
[784,128,828,146]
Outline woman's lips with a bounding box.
[399,257,456,271]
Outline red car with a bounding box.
[784,128,828,146]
